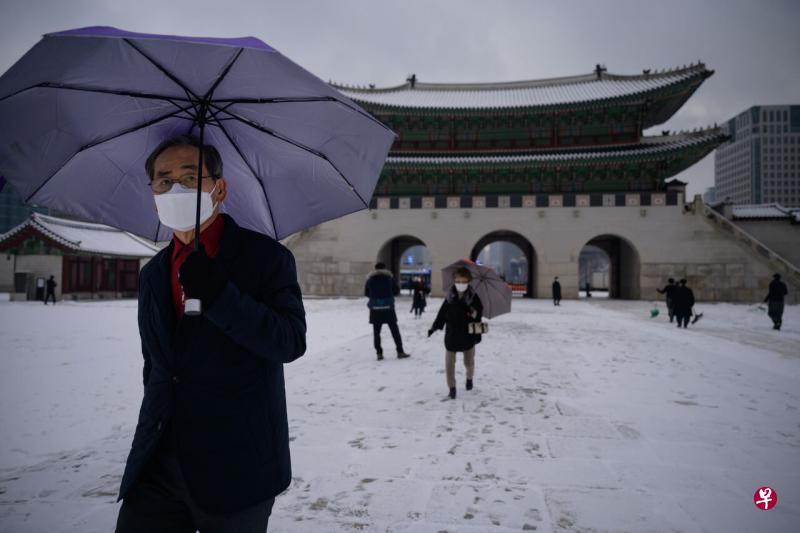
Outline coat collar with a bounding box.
[146,213,244,339]
[368,269,393,279]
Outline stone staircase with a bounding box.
[693,196,800,303]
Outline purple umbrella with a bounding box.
[441,258,512,319]
[0,27,395,243]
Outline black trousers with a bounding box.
[373,321,403,354]
[676,314,690,328]
[116,423,275,533]
[44,291,56,304]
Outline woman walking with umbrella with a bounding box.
[428,267,483,399]
[429,259,511,399]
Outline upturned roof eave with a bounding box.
[0,213,159,257]
[382,130,728,168]
[334,63,708,94]
[337,66,711,115]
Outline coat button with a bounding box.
[172,375,180,384]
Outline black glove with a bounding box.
[178,244,228,307]
[427,328,435,337]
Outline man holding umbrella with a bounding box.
[1,27,396,532]
[115,135,307,531]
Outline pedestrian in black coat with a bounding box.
[44,275,57,305]
[656,278,677,322]
[411,278,429,318]
[428,268,484,399]
[116,136,307,532]
[671,278,695,328]
[365,263,410,360]
[764,273,788,330]
[552,277,562,306]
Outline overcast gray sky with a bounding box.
[2,0,799,196]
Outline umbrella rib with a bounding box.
[215,96,396,136]
[208,102,236,121]
[123,39,200,101]
[209,103,369,207]
[0,82,191,105]
[213,119,279,237]
[24,105,193,203]
[203,48,244,102]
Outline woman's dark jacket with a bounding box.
[431,287,484,352]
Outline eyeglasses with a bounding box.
[149,175,216,194]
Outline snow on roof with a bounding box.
[385,128,724,166]
[0,213,160,257]
[334,64,709,109]
[731,204,798,220]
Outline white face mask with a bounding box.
[454,282,469,293]
[154,183,218,232]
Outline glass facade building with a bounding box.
[715,105,800,207]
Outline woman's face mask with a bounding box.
[154,183,218,231]
[454,282,469,293]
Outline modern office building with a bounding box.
[715,105,800,207]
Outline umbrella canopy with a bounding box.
[442,258,512,319]
[0,26,395,242]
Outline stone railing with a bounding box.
[697,198,800,286]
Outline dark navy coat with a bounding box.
[364,269,400,324]
[118,214,306,515]
[551,281,561,300]
[671,285,695,316]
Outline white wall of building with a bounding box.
[13,255,62,300]
[0,253,15,292]
[287,195,799,303]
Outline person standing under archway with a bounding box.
[411,277,429,318]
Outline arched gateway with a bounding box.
[578,235,641,299]
[471,231,535,297]
[284,63,797,303]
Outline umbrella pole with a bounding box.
[194,119,206,251]
[184,117,206,316]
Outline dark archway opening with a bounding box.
[471,231,535,297]
[579,235,640,299]
[377,236,432,294]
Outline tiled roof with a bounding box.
[384,128,725,166]
[334,64,710,110]
[0,213,160,257]
[731,204,800,220]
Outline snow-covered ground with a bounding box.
[1,297,799,532]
